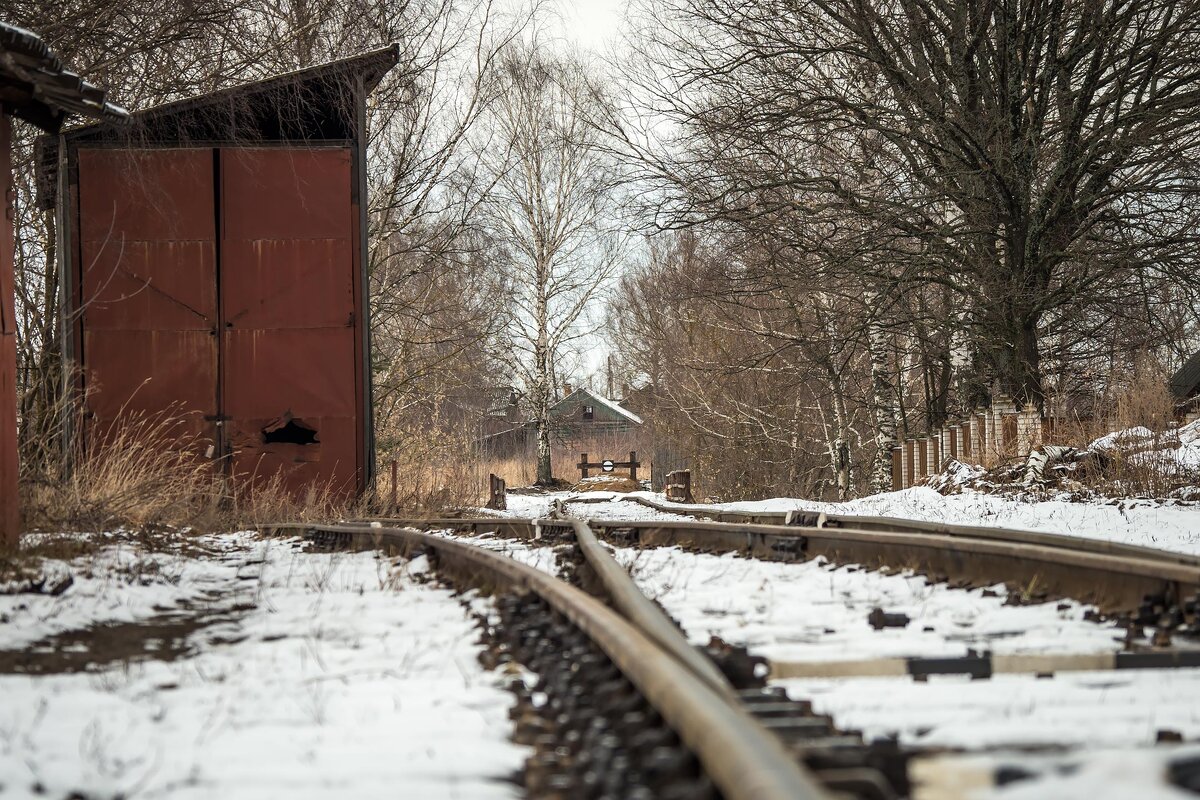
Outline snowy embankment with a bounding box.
[0,533,525,799]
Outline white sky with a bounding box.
[551,0,624,51]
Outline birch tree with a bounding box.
[480,44,623,484]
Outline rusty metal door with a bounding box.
[219,148,358,496]
[77,148,218,458]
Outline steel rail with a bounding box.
[579,517,1200,613]
[565,518,736,699]
[579,517,1200,582]
[263,521,831,800]
[350,507,1200,612]
[566,493,1200,568]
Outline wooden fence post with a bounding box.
[487,473,507,510]
[666,469,694,503]
[390,459,398,510]
[629,451,638,482]
[891,447,902,491]
[580,452,589,480]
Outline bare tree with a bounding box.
[625,0,1200,413]
[5,0,538,486]
[479,43,624,484]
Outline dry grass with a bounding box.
[371,451,489,514]
[20,407,222,534]
[482,432,652,489]
[1042,358,1199,496]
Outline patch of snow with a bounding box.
[0,534,525,799]
[432,529,560,576]
[1090,426,1160,452]
[610,546,1124,663]
[565,498,693,521]
[0,532,262,651]
[494,492,559,519]
[778,669,1200,750]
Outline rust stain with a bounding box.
[219,148,360,498]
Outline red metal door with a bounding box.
[219,148,358,496]
[77,149,218,459]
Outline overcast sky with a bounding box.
[552,0,624,51]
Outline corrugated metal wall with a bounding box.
[75,145,363,497]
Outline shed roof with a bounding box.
[1170,350,1200,401]
[554,387,643,425]
[0,22,126,132]
[38,44,399,207]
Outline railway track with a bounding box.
[263,520,907,799]
[365,494,1200,632]
[266,495,1200,798]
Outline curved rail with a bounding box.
[566,518,735,698]
[353,501,1200,614]
[263,522,831,800]
[565,493,1200,568]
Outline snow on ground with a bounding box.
[0,533,525,799]
[605,541,1197,798]
[778,669,1200,749]
[598,535,1200,798]
[431,529,559,575]
[786,672,1200,800]
[610,545,1125,663]
[0,533,257,651]
[495,492,558,519]
[564,497,693,521]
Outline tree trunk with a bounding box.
[984,308,1044,412]
[867,303,897,493]
[534,279,553,486]
[535,412,552,485]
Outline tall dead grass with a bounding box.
[481,432,654,491]
[1046,357,1199,496]
[21,406,222,533]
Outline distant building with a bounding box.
[477,383,643,459]
[1170,350,1200,422]
[549,385,642,438]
